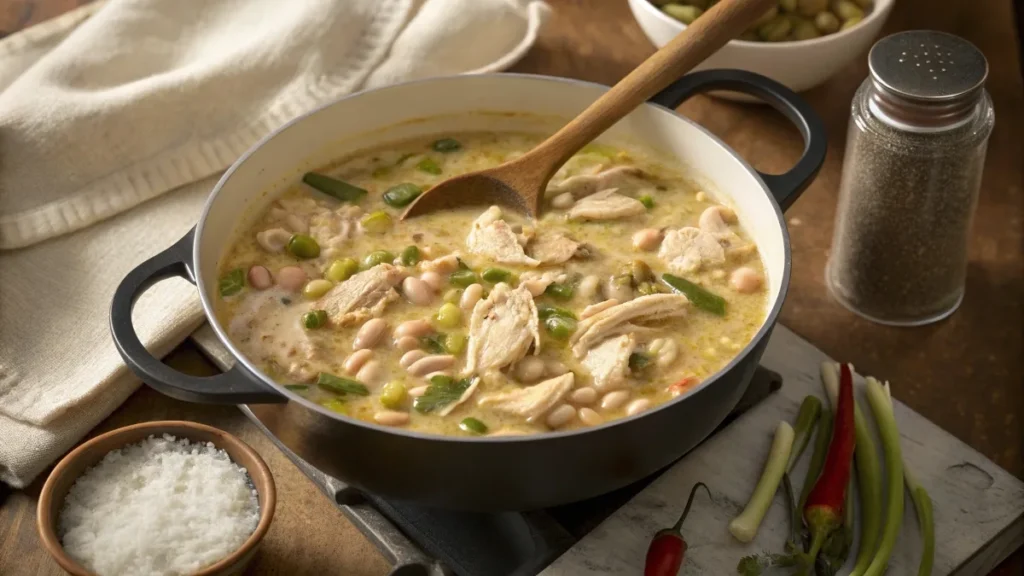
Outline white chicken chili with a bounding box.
[215,132,768,436]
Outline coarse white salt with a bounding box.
[57,434,260,576]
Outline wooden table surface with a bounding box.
[1,0,1021,575]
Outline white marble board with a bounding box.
[541,325,1024,576]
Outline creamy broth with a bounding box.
[215,132,768,436]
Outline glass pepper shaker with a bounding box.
[826,30,994,326]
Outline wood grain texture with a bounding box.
[0,0,1021,575]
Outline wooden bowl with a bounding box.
[37,421,276,576]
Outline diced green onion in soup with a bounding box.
[417,158,442,175]
[302,172,367,203]
[431,138,462,153]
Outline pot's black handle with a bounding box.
[109,229,286,404]
[648,69,826,211]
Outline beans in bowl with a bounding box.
[653,0,873,41]
[215,133,768,436]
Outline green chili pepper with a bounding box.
[383,183,422,208]
[449,269,479,287]
[285,384,309,392]
[662,273,727,316]
[544,315,576,341]
[316,372,370,396]
[302,309,328,329]
[417,158,442,175]
[544,282,574,301]
[629,352,652,372]
[400,245,421,266]
[537,304,577,321]
[459,417,488,434]
[432,138,462,153]
[639,194,655,209]
[302,172,367,203]
[361,250,395,269]
[360,210,393,234]
[218,268,245,297]
[325,258,359,282]
[481,267,512,284]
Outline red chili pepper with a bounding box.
[644,482,710,576]
[668,377,698,397]
[802,363,856,566]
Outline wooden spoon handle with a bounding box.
[521,0,776,176]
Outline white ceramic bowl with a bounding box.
[629,0,894,94]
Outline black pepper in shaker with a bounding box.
[826,30,994,326]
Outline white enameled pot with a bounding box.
[111,71,825,510]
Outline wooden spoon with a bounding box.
[401,0,776,220]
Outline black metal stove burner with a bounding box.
[238,367,781,576]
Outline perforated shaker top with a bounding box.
[869,30,988,103]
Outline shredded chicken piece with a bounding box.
[466,206,540,266]
[570,294,689,358]
[659,205,752,274]
[567,189,646,221]
[478,373,574,422]
[528,231,582,265]
[464,283,541,375]
[583,334,636,392]
[547,166,646,199]
[316,264,404,326]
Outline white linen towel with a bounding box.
[0,0,551,487]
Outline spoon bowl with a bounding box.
[402,0,777,221]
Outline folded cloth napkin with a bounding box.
[0,0,550,487]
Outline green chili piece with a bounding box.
[481,267,512,284]
[449,269,479,287]
[302,309,328,330]
[417,158,442,175]
[639,194,655,209]
[662,273,727,316]
[379,381,407,409]
[316,372,370,396]
[432,138,463,153]
[383,183,423,208]
[361,250,395,269]
[400,245,421,266]
[325,258,359,282]
[302,172,367,203]
[287,234,321,259]
[444,332,467,355]
[218,268,245,297]
[537,304,577,321]
[459,417,488,434]
[360,211,393,234]
[284,384,309,392]
[544,282,574,301]
[544,315,576,341]
[628,352,652,372]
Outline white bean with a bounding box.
[632,228,663,252]
[374,410,410,426]
[356,360,386,387]
[656,339,679,369]
[515,356,546,383]
[399,350,428,369]
[408,385,429,397]
[424,370,452,380]
[545,404,576,429]
[730,267,763,293]
[626,398,652,417]
[403,276,434,306]
[523,279,548,297]
[545,359,568,377]
[247,266,272,290]
[578,275,601,300]
[395,319,432,338]
[601,390,630,410]
[551,192,575,209]
[422,254,459,274]
[276,266,308,292]
[578,407,602,427]
[395,336,420,352]
[420,271,444,291]
[343,349,374,374]
[256,228,292,253]
[569,387,597,405]
[407,355,455,376]
[581,299,618,320]
[460,283,484,311]
[353,319,387,350]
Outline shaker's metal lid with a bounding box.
[869,30,988,103]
